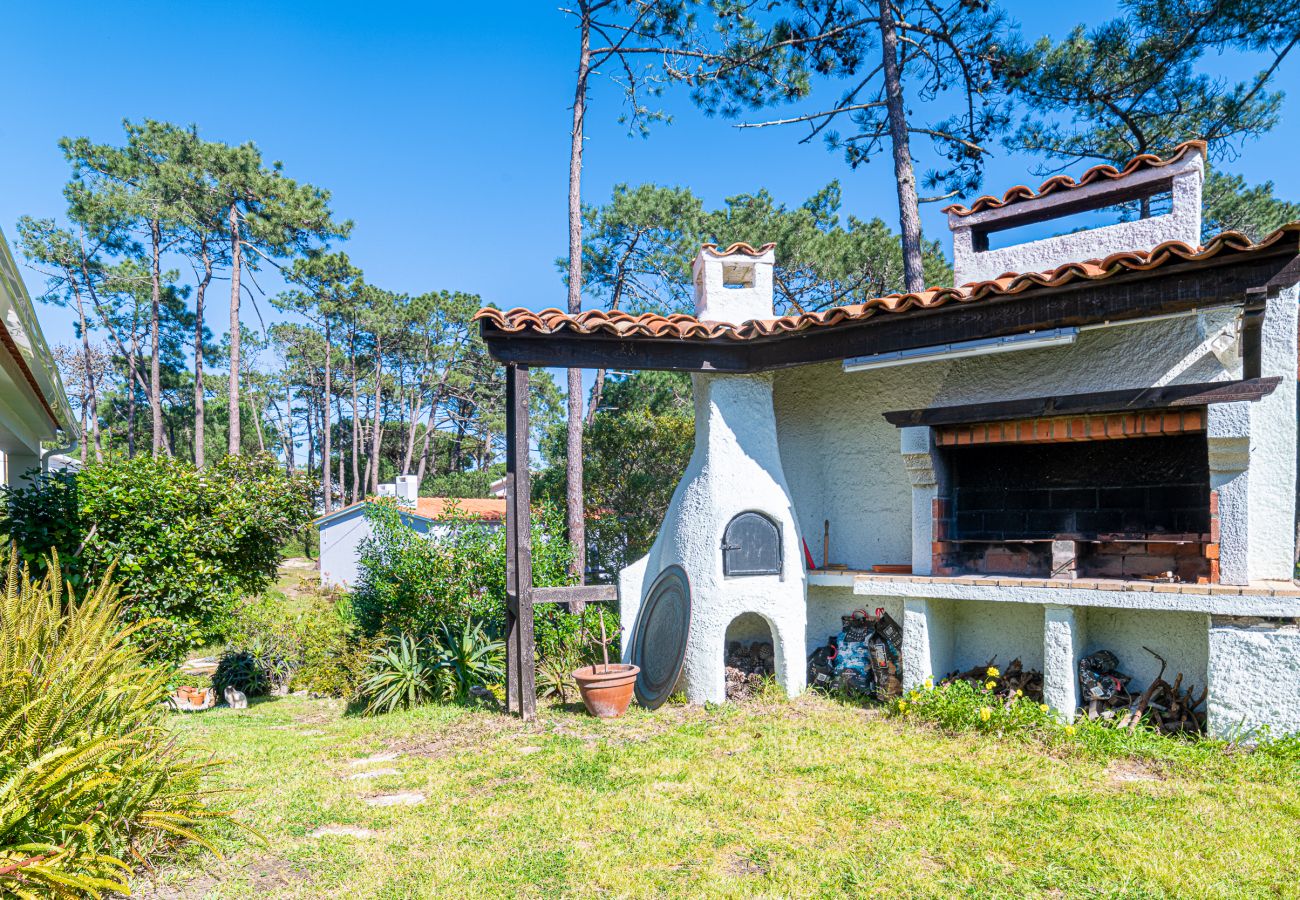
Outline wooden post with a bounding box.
[504,364,536,719]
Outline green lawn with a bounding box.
[133,692,1300,899]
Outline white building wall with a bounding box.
[318,507,464,589]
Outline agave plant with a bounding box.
[361,633,438,715]
[0,547,234,898]
[431,619,505,702]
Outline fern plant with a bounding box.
[0,548,234,898]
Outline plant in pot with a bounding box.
[572,606,638,718]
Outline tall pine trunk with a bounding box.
[194,245,212,467]
[322,320,333,511]
[367,342,383,493]
[879,0,925,293]
[227,202,243,456]
[349,330,361,503]
[127,326,138,458]
[72,285,101,463]
[148,220,165,456]
[564,12,592,582]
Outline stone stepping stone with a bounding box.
[347,752,400,766]
[364,792,425,807]
[310,825,377,838]
[348,768,400,781]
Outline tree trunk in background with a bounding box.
[227,203,243,456]
[564,12,592,582]
[127,329,138,458]
[322,319,333,510]
[349,332,361,503]
[72,285,101,463]
[194,245,212,467]
[367,345,383,493]
[878,0,925,294]
[335,394,346,501]
[585,369,606,427]
[148,220,165,456]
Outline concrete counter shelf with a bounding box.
[832,571,1300,735]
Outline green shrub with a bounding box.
[0,454,313,665]
[353,499,577,641]
[0,549,234,897]
[293,595,372,699]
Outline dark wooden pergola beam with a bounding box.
[504,364,535,719]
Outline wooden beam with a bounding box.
[503,364,536,720]
[882,377,1282,428]
[530,584,618,605]
[479,248,1299,374]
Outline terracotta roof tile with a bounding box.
[475,224,1300,343]
[701,241,776,257]
[943,141,1206,217]
[316,496,506,525]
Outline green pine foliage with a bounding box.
[0,454,313,665]
[0,549,234,898]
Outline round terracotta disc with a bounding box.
[631,565,692,710]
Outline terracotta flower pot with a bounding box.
[573,664,640,718]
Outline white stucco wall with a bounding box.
[1208,617,1300,738]
[773,310,1242,575]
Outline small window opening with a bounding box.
[722,262,755,289]
[975,189,1174,252]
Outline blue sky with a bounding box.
[3,0,1297,356]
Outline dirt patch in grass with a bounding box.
[1105,759,1166,786]
[134,855,308,899]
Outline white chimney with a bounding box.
[377,483,397,499]
[949,144,1205,285]
[394,474,419,508]
[692,243,776,325]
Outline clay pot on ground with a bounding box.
[572,664,640,718]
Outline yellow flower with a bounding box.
[986,666,1000,678]
[923,676,934,689]
[898,701,908,713]
[908,691,920,702]
[1015,689,1023,697]
[1065,725,1076,736]
[979,706,992,722]
[985,681,997,691]
[1040,704,1050,713]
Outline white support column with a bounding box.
[900,426,939,576]
[1042,605,1086,721]
[902,597,951,690]
[1207,402,1251,585]
[5,450,40,488]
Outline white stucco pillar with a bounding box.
[1207,402,1251,586]
[902,597,950,690]
[1042,605,1086,721]
[900,426,940,576]
[1245,288,1298,581]
[1207,616,1300,739]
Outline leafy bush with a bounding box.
[0,454,313,665]
[0,550,233,897]
[219,591,370,700]
[293,595,372,699]
[353,499,576,641]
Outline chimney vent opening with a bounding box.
[722,262,755,289]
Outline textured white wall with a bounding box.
[773,311,1241,574]
[1082,607,1210,693]
[317,508,470,589]
[1209,617,1300,738]
[1246,288,1298,581]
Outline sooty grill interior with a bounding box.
[948,434,1209,540]
[937,433,1213,581]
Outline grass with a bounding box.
[133,691,1300,899]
